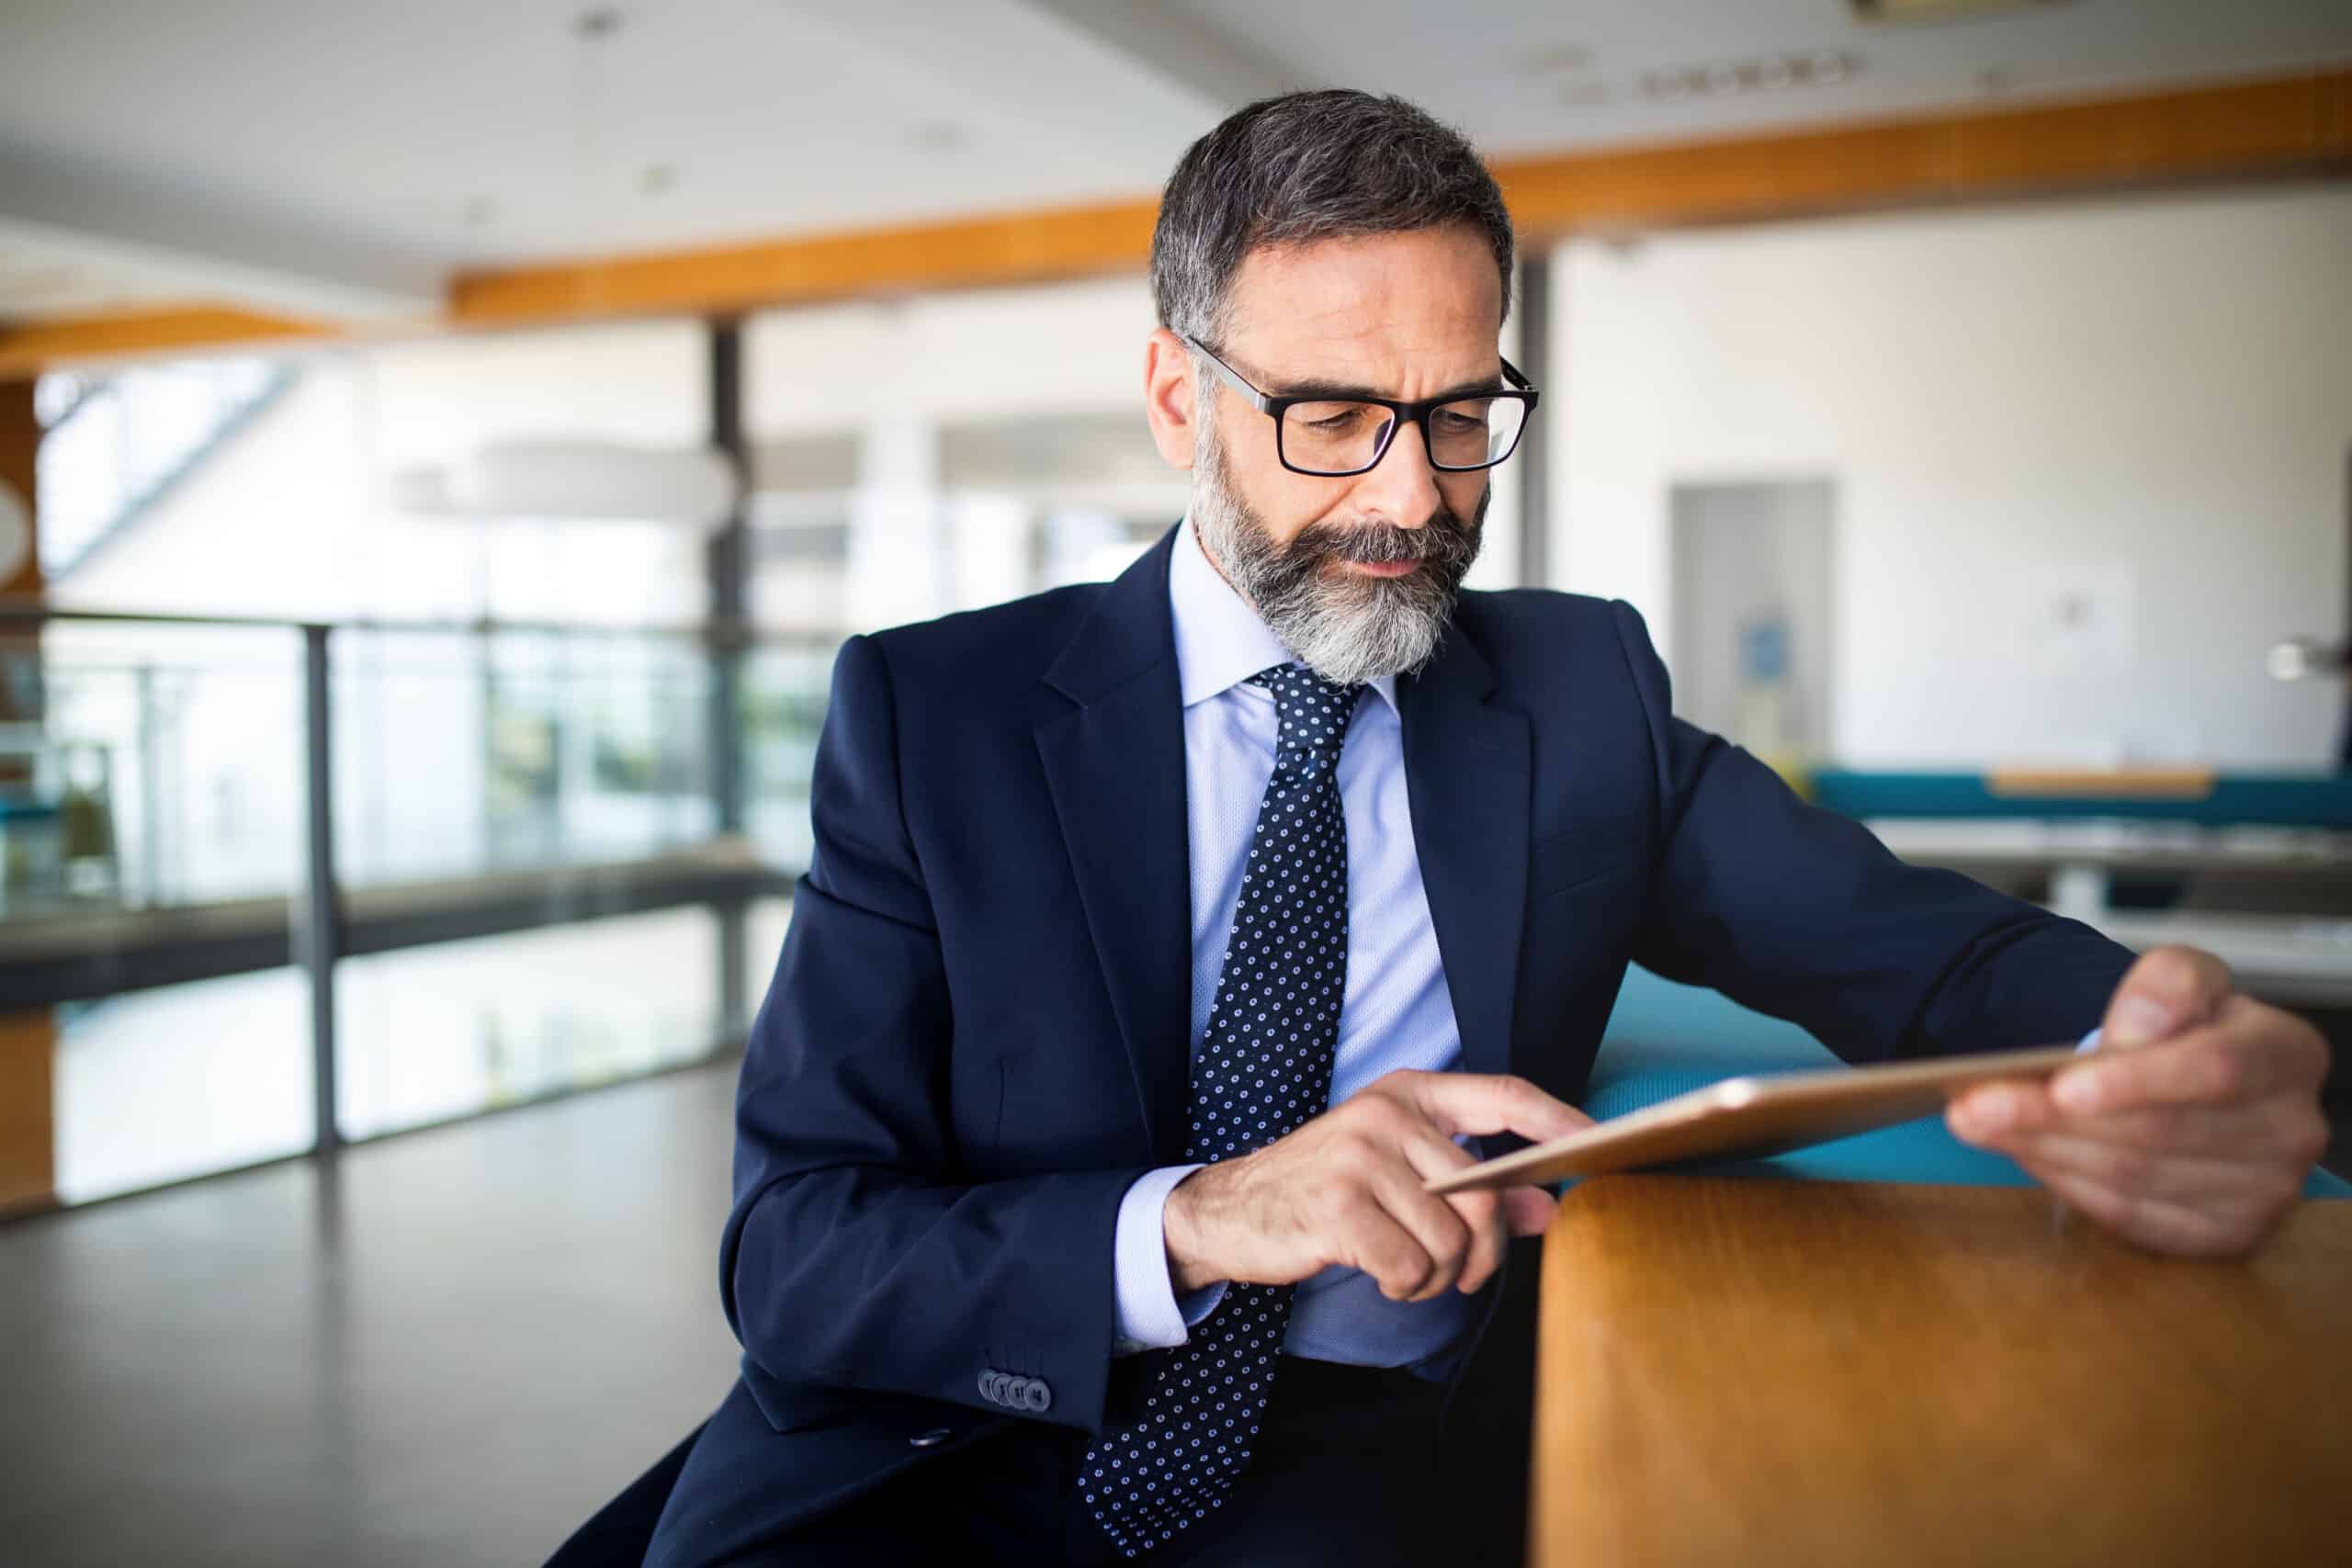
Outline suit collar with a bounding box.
[1035,525,1194,1161]
[1041,525,1182,706]
[1396,608,1528,1080]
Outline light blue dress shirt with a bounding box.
[1110,517,1477,1371]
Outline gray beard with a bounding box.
[1190,422,1487,689]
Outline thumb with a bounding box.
[2099,945,2231,1050]
[1503,1185,1558,1238]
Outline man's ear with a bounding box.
[1142,327,1199,471]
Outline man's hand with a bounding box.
[1948,945,2333,1257]
[1162,1069,1592,1302]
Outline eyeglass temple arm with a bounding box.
[1180,333,1278,413]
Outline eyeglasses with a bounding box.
[1181,332,1540,478]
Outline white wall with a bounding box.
[1552,185,2352,768]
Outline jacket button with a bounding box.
[1023,1380,1052,1413]
[1004,1375,1032,1407]
[978,1371,1001,1403]
[909,1427,953,1448]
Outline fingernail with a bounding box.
[2053,1068,2102,1113]
[2108,997,2172,1048]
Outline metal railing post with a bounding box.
[299,623,342,1156]
[1516,254,1553,590]
[708,318,752,1044]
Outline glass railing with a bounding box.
[0,606,833,1207]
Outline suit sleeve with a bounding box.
[718,633,1148,1436]
[1610,602,2133,1063]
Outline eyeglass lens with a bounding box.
[1280,394,1527,475]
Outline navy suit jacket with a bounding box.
[645,525,2132,1565]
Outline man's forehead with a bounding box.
[1221,228,1501,384]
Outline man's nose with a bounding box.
[1350,416,1443,527]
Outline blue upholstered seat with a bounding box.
[1589,966,2350,1198]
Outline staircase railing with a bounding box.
[33,357,299,581]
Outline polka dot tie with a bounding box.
[1080,661,1363,1558]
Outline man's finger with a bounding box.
[1502,1185,1558,1238]
[1389,1129,1509,1296]
[2012,1155,2281,1258]
[1947,1077,2059,1142]
[1363,1168,1479,1302]
[1954,1089,2316,1158]
[1990,1129,2301,1203]
[2052,999,2328,1115]
[2098,945,2233,1049]
[1402,1071,1593,1144]
[1333,1191,1444,1303]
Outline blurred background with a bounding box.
[0,1,2346,1562]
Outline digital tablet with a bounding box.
[1424,1044,2088,1194]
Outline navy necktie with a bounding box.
[1080,660,1363,1557]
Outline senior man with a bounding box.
[639,89,2331,1568]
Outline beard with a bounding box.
[1191,418,1487,688]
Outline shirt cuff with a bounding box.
[2078,1027,2103,1053]
[1111,1164,1214,1355]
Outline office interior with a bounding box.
[0,2,2348,1563]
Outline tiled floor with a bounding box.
[0,1061,745,1567]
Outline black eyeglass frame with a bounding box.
[1180,332,1541,478]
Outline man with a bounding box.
[642,91,2330,1566]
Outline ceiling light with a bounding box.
[1852,0,2068,20]
[1519,43,1591,75]
[392,441,741,527]
[909,121,969,153]
[1638,51,1861,102]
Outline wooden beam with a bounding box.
[6,66,2348,365]
[1493,66,2352,235]
[447,197,1162,329]
[0,305,330,381]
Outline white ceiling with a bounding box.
[1,0,2346,325]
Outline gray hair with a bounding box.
[1149,89,1515,348]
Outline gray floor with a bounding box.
[0,1063,746,1567]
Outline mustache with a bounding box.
[1282,511,1478,570]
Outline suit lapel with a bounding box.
[1398,620,1531,1080]
[1035,529,1193,1163]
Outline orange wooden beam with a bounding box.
[447,197,1162,329]
[0,305,332,381]
[1491,66,2352,235]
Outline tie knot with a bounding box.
[1249,661,1362,778]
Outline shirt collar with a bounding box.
[1167,514,1398,714]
